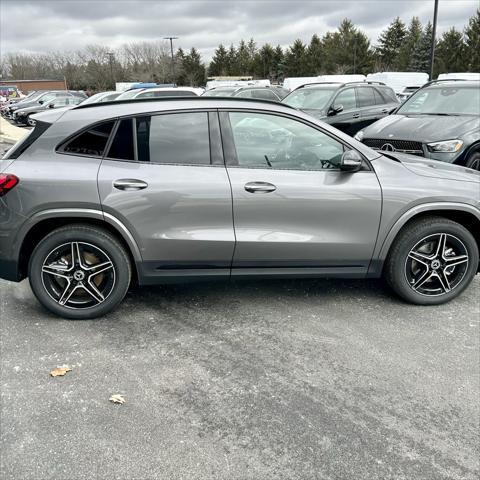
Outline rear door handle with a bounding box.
[352,113,360,119]
[113,179,148,191]
[381,108,389,113]
[244,182,276,193]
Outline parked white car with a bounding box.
[437,72,480,81]
[116,87,201,100]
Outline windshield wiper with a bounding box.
[264,155,272,168]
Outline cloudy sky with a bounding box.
[1,0,478,60]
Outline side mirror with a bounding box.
[340,150,363,172]
[328,104,343,116]
[38,100,44,105]
[48,103,55,108]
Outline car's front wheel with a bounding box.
[385,217,478,305]
[29,225,131,319]
[465,151,480,171]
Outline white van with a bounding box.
[366,72,429,100]
[437,72,480,81]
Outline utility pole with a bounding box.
[107,52,115,89]
[429,0,439,80]
[164,36,179,84]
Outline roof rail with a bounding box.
[72,95,296,111]
[420,78,478,88]
[294,80,386,90]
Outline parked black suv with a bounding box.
[202,85,289,102]
[355,80,480,170]
[282,82,399,136]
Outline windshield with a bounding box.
[80,92,109,105]
[283,88,336,110]
[202,88,236,97]
[116,89,143,100]
[397,85,480,115]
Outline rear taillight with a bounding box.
[0,174,19,197]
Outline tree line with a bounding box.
[1,9,478,92]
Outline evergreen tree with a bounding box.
[322,19,373,74]
[284,39,309,76]
[252,43,275,79]
[398,17,423,70]
[181,48,206,86]
[273,45,285,81]
[307,34,323,74]
[227,44,238,75]
[409,22,433,73]
[208,44,229,76]
[376,17,407,70]
[464,9,480,71]
[236,40,251,75]
[435,28,466,76]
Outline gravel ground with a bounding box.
[1,275,479,480]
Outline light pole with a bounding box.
[163,36,179,84]
[107,52,115,89]
[429,0,439,80]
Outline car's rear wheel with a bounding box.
[465,151,480,171]
[385,217,478,305]
[29,225,131,319]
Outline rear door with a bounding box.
[97,111,235,282]
[357,86,396,130]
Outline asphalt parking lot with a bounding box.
[1,275,479,480]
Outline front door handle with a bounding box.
[352,113,360,119]
[113,179,148,191]
[244,181,276,193]
[381,108,389,114]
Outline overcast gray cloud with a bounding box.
[1,0,478,60]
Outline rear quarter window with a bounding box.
[60,121,115,157]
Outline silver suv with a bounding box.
[1,98,479,319]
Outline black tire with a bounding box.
[385,216,478,305]
[465,151,480,171]
[28,224,131,319]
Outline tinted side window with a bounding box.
[357,87,376,107]
[229,112,344,170]
[378,86,398,103]
[62,121,115,157]
[107,119,135,160]
[136,112,210,165]
[373,89,385,105]
[333,88,356,110]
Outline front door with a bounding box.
[221,111,382,276]
[98,111,235,282]
[327,87,361,135]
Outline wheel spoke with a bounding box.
[412,270,434,290]
[42,264,71,280]
[444,255,468,268]
[58,280,81,306]
[70,242,82,268]
[435,233,448,259]
[437,270,451,293]
[82,280,105,304]
[408,250,432,266]
[85,260,114,276]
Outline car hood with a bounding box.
[363,114,479,142]
[379,151,480,184]
[16,105,45,114]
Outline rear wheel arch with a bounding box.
[18,217,140,283]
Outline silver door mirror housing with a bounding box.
[340,149,363,172]
[328,104,343,116]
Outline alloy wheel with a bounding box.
[404,233,469,296]
[41,242,116,309]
